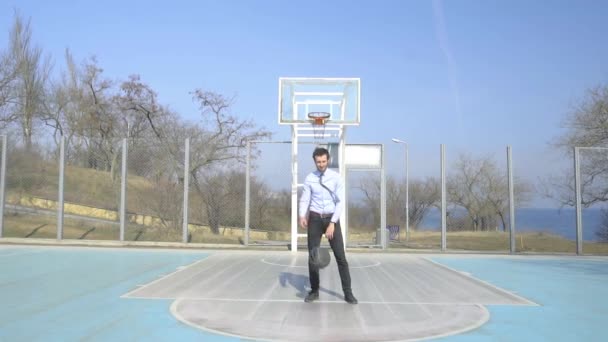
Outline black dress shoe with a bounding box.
[304,291,319,303]
[344,292,358,304]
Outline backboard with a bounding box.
[278,77,360,125]
[327,143,383,169]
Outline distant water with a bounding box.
[418,207,605,241]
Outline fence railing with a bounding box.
[1,135,607,255]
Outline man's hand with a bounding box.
[325,222,335,240]
[299,217,308,229]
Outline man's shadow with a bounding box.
[279,272,343,300]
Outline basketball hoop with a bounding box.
[308,112,331,140]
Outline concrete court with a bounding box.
[5,245,607,341]
[124,251,536,341]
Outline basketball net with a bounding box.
[308,112,330,142]
[311,117,326,140]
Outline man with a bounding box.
[299,147,358,304]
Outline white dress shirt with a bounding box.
[298,168,344,223]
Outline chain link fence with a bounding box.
[576,147,608,254]
[245,141,291,246]
[395,143,442,250]
[346,170,383,247]
[512,147,574,254]
[1,134,607,255]
[2,137,59,239]
[125,138,184,242]
[61,137,122,240]
[444,146,511,252]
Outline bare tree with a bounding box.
[556,85,608,149]
[347,202,371,230]
[408,177,440,228]
[448,154,532,231]
[187,90,271,234]
[545,85,608,205]
[190,168,243,234]
[8,12,51,150]
[249,177,277,231]
[548,84,608,241]
[39,81,68,144]
[357,175,440,230]
[358,176,400,226]
[60,56,118,171]
[114,74,163,140]
[598,209,608,242]
[0,39,19,127]
[55,56,170,182]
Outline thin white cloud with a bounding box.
[432,0,463,130]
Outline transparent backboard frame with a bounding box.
[327,143,382,169]
[278,77,360,125]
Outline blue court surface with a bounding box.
[0,245,607,341]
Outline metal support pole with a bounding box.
[340,127,347,250]
[344,168,349,247]
[245,140,251,246]
[57,136,65,240]
[441,144,446,251]
[120,139,127,241]
[405,143,409,243]
[507,146,516,254]
[391,138,409,243]
[380,144,387,249]
[0,135,6,237]
[574,147,583,255]
[291,127,298,253]
[182,138,190,243]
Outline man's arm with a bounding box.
[330,172,344,224]
[299,176,311,227]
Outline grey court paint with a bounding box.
[124,252,535,341]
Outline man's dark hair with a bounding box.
[312,147,330,160]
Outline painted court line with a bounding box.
[169,298,492,342]
[170,298,253,342]
[120,254,214,298]
[424,257,540,306]
[260,258,381,269]
[414,304,490,342]
[126,296,532,305]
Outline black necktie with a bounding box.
[319,172,337,203]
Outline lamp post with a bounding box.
[391,138,409,242]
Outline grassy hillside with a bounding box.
[3,157,607,253]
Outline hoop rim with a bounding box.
[307,111,331,120]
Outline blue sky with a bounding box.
[1,0,607,207]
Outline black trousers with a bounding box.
[307,213,352,293]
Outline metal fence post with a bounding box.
[245,140,251,246]
[441,144,446,251]
[57,136,65,240]
[120,139,127,241]
[405,143,409,243]
[381,144,387,249]
[508,146,516,254]
[0,135,6,237]
[574,147,582,255]
[182,138,190,243]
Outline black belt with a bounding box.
[309,211,333,219]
